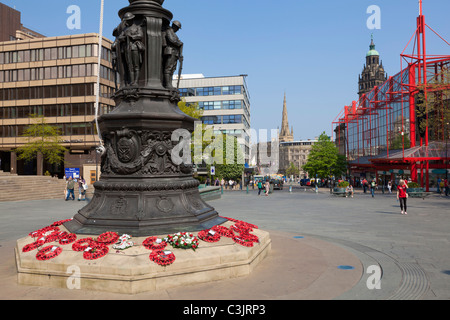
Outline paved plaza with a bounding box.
[0,186,449,300]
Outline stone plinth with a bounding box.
[15,222,271,294]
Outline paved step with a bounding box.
[0,174,92,202]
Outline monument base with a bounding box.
[15,222,271,294]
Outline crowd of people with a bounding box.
[203,178,243,190]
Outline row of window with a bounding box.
[0,64,114,83]
[198,100,243,110]
[0,44,112,65]
[201,114,245,125]
[0,122,98,138]
[0,83,114,101]
[179,85,242,97]
[1,103,113,119]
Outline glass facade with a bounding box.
[178,76,251,163]
[346,70,411,161]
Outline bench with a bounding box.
[407,191,433,200]
[332,187,348,197]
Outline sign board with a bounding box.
[210,166,215,176]
[65,168,80,179]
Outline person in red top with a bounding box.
[397,179,409,215]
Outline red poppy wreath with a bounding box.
[83,243,109,260]
[142,236,167,250]
[197,229,221,243]
[149,249,176,266]
[96,231,119,245]
[36,245,62,261]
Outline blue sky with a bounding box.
[3,0,450,140]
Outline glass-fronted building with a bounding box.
[334,55,449,190]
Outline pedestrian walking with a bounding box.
[397,179,409,215]
[444,179,449,196]
[65,177,76,201]
[265,180,270,196]
[78,176,87,201]
[370,179,376,197]
[257,180,263,196]
[387,180,392,193]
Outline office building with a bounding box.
[0,32,116,182]
[176,74,251,164]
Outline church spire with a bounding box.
[280,93,294,142]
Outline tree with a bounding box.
[177,99,244,181]
[178,98,203,120]
[15,114,67,166]
[302,132,347,179]
[213,134,245,181]
[285,162,300,177]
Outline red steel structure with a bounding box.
[333,1,450,191]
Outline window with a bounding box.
[222,115,242,124]
[44,48,52,60]
[222,85,241,95]
[199,101,221,110]
[66,47,72,59]
[79,45,86,58]
[223,100,242,109]
[196,87,221,96]
[201,116,221,125]
[72,46,79,58]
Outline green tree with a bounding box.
[285,162,300,177]
[15,114,67,166]
[302,132,347,179]
[178,98,203,120]
[211,134,245,181]
[177,99,244,181]
[390,132,411,150]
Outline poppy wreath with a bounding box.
[43,230,65,244]
[232,235,256,247]
[211,225,235,238]
[22,239,45,252]
[142,236,167,250]
[164,232,199,251]
[96,231,119,245]
[149,249,176,266]
[58,232,77,245]
[83,243,109,260]
[231,223,254,234]
[29,226,60,238]
[220,217,259,230]
[36,245,62,261]
[197,229,221,243]
[51,219,72,227]
[233,221,258,232]
[72,237,96,251]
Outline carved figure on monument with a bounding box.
[117,12,145,86]
[162,20,183,89]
